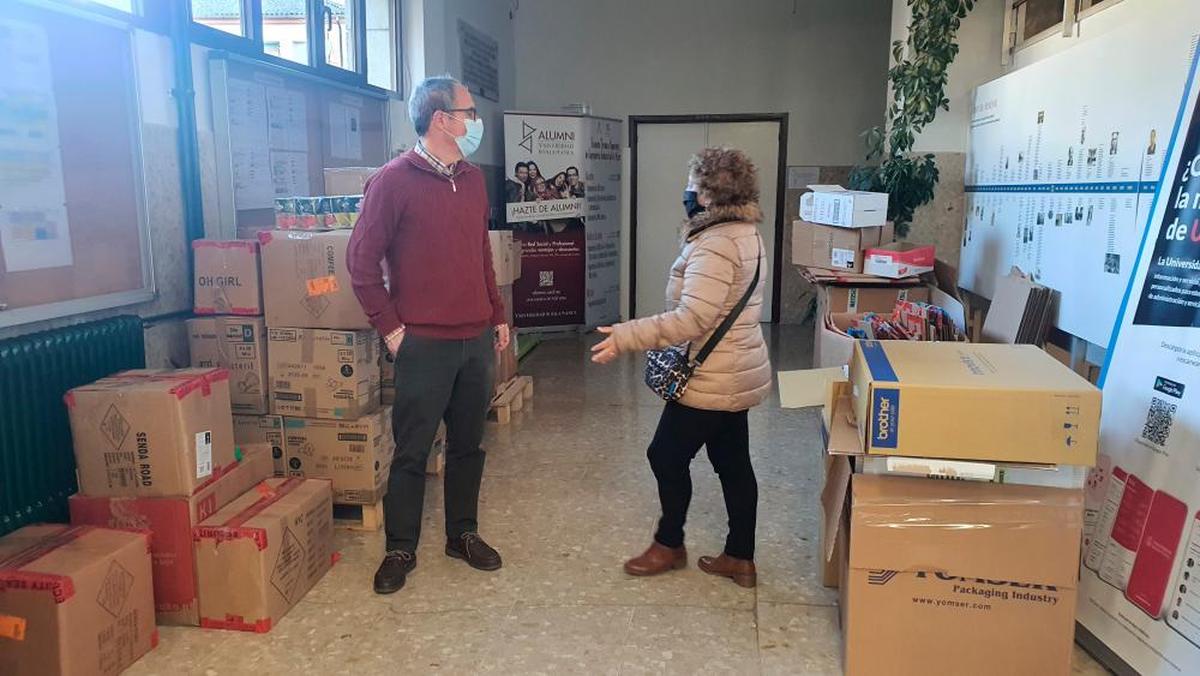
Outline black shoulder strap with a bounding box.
[691,242,762,367]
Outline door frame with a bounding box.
[628,113,789,321]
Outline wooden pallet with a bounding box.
[333,500,384,532]
[489,375,534,424]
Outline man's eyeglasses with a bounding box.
[444,107,478,121]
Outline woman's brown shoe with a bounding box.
[698,553,757,588]
[624,542,687,577]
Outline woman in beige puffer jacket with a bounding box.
[592,147,771,588]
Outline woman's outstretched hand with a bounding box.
[591,326,619,364]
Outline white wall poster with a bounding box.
[1079,46,1200,676]
[227,78,274,209]
[329,98,363,161]
[0,18,72,272]
[960,11,1200,345]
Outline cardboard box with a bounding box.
[490,230,517,286]
[194,478,334,633]
[792,220,893,273]
[267,328,380,420]
[283,408,393,505]
[68,446,275,626]
[848,341,1101,465]
[193,239,263,316]
[427,423,446,475]
[820,283,929,315]
[258,230,371,330]
[66,368,237,498]
[800,185,889,227]
[187,316,270,415]
[862,241,936,278]
[233,414,287,476]
[510,235,522,281]
[323,166,377,196]
[0,525,156,676]
[841,474,1083,676]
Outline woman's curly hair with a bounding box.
[688,147,759,207]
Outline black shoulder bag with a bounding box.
[644,249,761,402]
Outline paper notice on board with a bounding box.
[270,150,309,198]
[328,102,362,161]
[0,205,72,272]
[0,18,74,272]
[227,78,275,209]
[266,86,307,153]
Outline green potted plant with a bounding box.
[849,0,975,238]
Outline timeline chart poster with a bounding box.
[504,113,621,328]
[959,7,1200,346]
[1079,40,1200,675]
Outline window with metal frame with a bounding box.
[190,0,246,37]
[1011,0,1065,45]
[188,1,398,94]
[323,0,356,72]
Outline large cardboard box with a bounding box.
[233,414,287,476]
[792,220,893,273]
[187,316,270,415]
[490,230,517,286]
[0,525,156,676]
[323,166,377,195]
[68,446,274,626]
[820,283,929,315]
[283,408,393,505]
[848,341,1101,465]
[193,239,263,316]
[194,478,334,633]
[800,185,889,227]
[267,328,380,420]
[841,475,1083,676]
[66,368,237,498]
[258,230,371,329]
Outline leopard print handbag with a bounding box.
[644,251,760,402]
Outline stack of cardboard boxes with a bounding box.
[188,239,283,475]
[61,367,334,639]
[814,340,1101,675]
[255,228,393,508]
[791,186,952,368]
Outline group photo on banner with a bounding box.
[502,112,622,329]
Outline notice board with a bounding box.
[208,53,390,239]
[0,4,152,327]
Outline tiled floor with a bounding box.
[128,326,1113,675]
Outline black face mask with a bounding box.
[683,190,705,218]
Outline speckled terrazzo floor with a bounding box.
[127,326,1113,675]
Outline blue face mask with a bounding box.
[451,117,484,158]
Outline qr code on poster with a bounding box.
[1141,396,1177,446]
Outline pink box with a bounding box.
[862,242,936,278]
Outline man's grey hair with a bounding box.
[409,75,461,136]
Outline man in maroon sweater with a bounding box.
[347,75,508,594]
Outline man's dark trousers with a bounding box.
[385,330,494,553]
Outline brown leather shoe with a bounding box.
[698,553,757,588]
[624,542,687,577]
